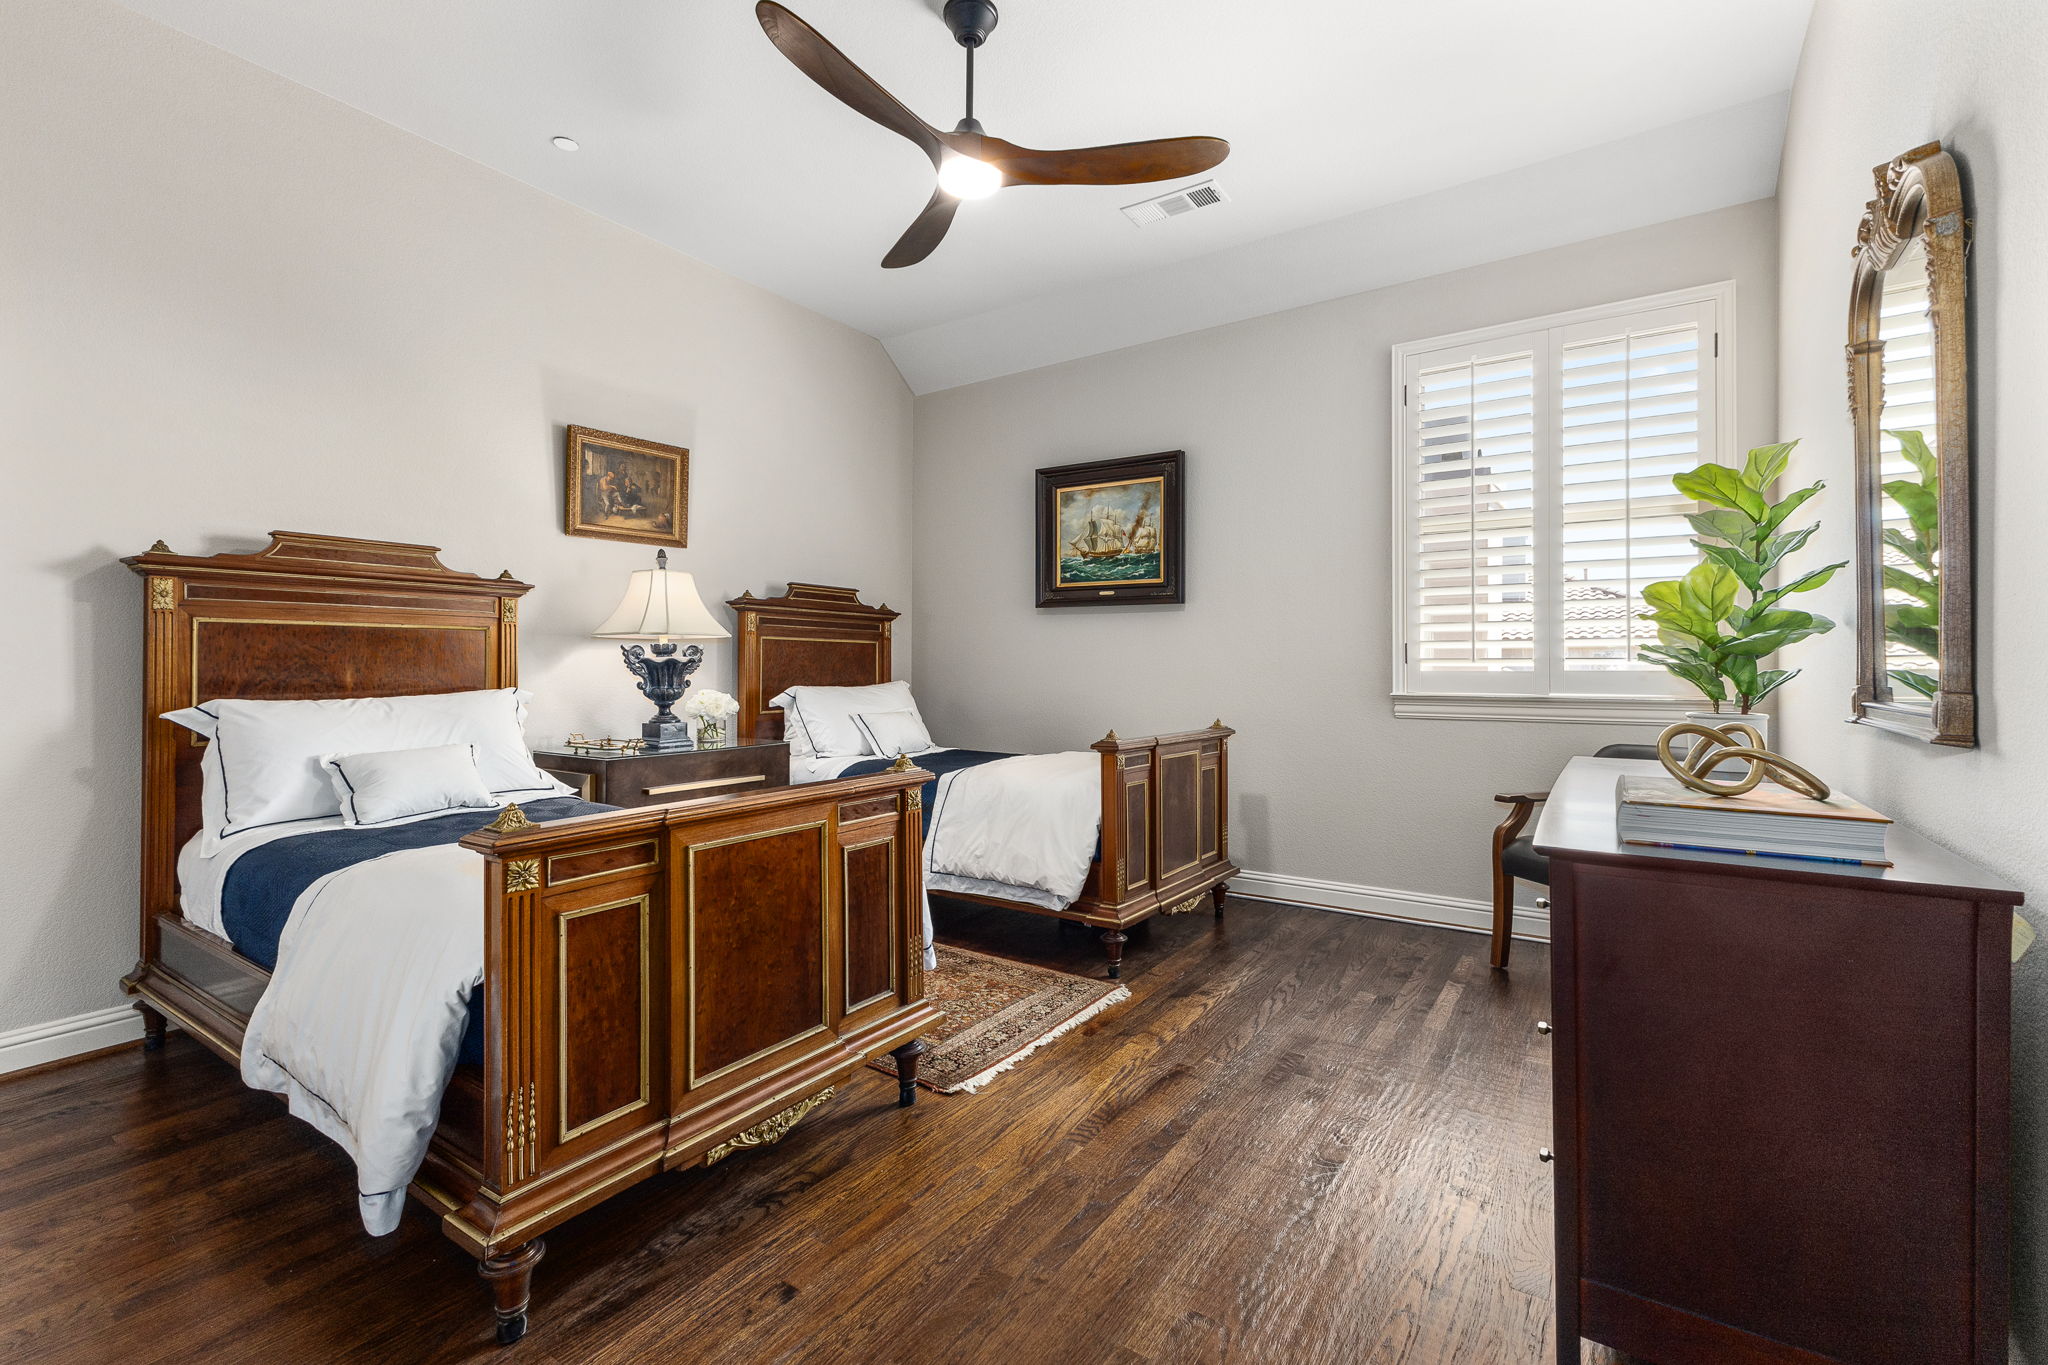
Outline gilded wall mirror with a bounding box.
[1847,141,1976,746]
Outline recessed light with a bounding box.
[551,136,580,152]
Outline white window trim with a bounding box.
[1388,281,1737,722]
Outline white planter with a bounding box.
[1677,709,1771,781]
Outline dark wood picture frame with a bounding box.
[564,425,690,549]
[1034,451,1185,608]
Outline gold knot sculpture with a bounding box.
[1655,720,1832,801]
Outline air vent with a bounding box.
[1120,180,1229,227]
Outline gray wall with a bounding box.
[911,199,1779,904]
[0,1,913,1039]
[1773,0,2048,1352]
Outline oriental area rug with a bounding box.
[867,944,1131,1095]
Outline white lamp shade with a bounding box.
[593,567,731,641]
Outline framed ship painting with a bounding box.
[1035,451,1184,607]
[564,425,689,549]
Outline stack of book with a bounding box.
[1615,773,1892,867]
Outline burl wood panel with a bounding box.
[191,620,491,702]
[558,900,648,1140]
[842,838,895,1008]
[1200,759,1220,861]
[1122,780,1149,887]
[689,826,827,1081]
[547,841,659,887]
[1570,862,1978,1363]
[1158,750,1200,880]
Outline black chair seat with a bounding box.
[1594,742,1661,761]
[1501,836,1548,886]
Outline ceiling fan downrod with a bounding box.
[943,0,997,132]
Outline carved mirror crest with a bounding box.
[1847,141,1976,746]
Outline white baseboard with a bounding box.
[0,1004,147,1076]
[1230,869,1549,943]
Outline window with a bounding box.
[1390,284,1733,721]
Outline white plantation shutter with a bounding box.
[1409,343,1540,680]
[1876,243,1939,682]
[1394,287,1729,702]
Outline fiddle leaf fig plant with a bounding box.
[1881,428,1941,699]
[1635,440,1848,713]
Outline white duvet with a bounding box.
[924,752,1101,904]
[242,844,485,1236]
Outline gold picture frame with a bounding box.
[564,425,689,549]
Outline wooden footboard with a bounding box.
[415,766,937,1337]
[1056,724,1238,974]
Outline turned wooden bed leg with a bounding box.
[1212,882,1229,917]
[1101,928,1127,979]
[137,1004,167,1052]
[890,1038,927,1107]
[480,1240,545,1345]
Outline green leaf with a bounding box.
[1883,565,1938,605]
[1679,560,1738,624]
[1722,653,1760,701]
[1881,527,1934,572]
[1885,603,1940,657]
[1675,463,1768,519]
[1890,669,1941,699]
[1750,668,1798,704]
[1884,479,1940,548]
[1756,523,1817,574]
[1686,508,1757,546]
[1719,629,1797,657]
[1695,542,1765,593]
[1886,428,1938,487]
[1638,648,1726,703]
[1741,441,1798,491]
[1753,561,1848,610]
[1641,580,1685,613]
[1758,482,1823,536]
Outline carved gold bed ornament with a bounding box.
[703,1087,837,1165]
[1655,721,1831,801]
[1847,141,1976,747]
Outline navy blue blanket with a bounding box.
[221,797,613,1067]
[837,750,1016,837]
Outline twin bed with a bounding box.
[118,536,1234,1344]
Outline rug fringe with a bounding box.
[951,984,1132,1094]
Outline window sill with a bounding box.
[1390,693,1701,725]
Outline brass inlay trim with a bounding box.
[546,839,659,888]
[504,1082,537,1182]
[703,1087,837,1166]
[644,774,767,797]
[500,598,517,623]
[685,820,832,1088]
[188,616,491,708]
[149,577,176,611]
[1161,893,1207,916]
[505,859,541,893]
[905,788,922,813]
[557,895,653,1144]
[842,835,898,1012]
[1156,751,1202,881]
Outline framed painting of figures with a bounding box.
[564,425,689,548]
[1035,451,1184,607]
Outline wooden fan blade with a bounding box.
[882,189,961,269]
[756,2,944,166]
[975,134,1230,187]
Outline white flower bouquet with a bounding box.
[683,689,739,746]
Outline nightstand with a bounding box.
[533,736,792,809]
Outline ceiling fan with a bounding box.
[755,1,1229,268]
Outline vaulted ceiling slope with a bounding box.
[118,0,1812,393]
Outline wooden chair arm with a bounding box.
[1493,790,1550,806]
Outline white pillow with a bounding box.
[768,689,818,764]
[164,688,568,849]
[852,710,935,759]
[322,743,500,828]
[778,681,927,758]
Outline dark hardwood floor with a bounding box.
[0,900,1628,1364]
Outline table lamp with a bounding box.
[593,550,731,751]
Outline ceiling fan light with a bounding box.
[937,154,1002,200]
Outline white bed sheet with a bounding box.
[177,816,347,938]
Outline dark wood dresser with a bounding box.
[533,736,791,809]
[1534,755,2020,1365]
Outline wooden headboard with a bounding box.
[124,532,531,946]
[727,584,899,741]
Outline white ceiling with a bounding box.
[119,0,1814,390]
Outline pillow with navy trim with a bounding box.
[851,709,934,759]
[322,743,499,828]
[777,681,927,758]
[768,689,819,764]
[162,688,569,851]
